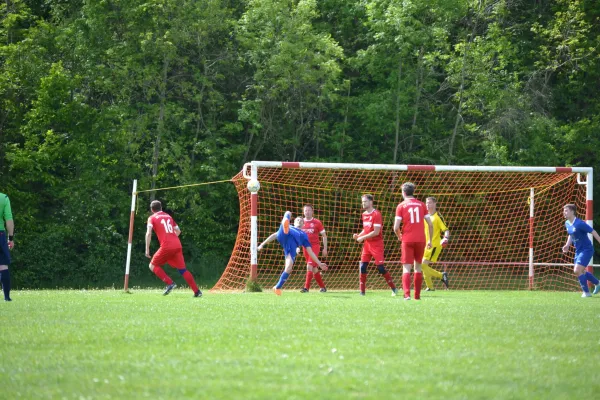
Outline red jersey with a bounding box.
[361,209,383,243]
[395,198,429,243]
[301,218,325,248]
[147,211,182,250]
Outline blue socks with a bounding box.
[275,272,290,289]
[578,274,590,293]
[0,269,10,300]
[585,272,599,285]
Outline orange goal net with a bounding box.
[213,162,593,292]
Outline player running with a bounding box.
[562,204,600,297]
[353,194,398,296]
[421,197,450,291]
[145,201,202,297]
[393,183,433,300]
[258,212,327,295]
[299,204,328,293]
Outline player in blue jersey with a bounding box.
[562,204,600,297]
[258,211,328,295]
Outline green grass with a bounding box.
[1,289,599,399]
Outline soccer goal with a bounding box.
[212,162,593,292]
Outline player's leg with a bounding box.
[0,232,11,301]
[421,262,435,291]
[313,266,327,292]
[401,242,415,300]
[150,248,176,294]
[412,243,426,300]
[574,251,596,297]
[301,247,314,292]
[276,212,292,244]
[359,244,371,295]
[0,266,10,301]
[274,254,295,295]
[169,250,201,297]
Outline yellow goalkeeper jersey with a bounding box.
[424,211,448,247]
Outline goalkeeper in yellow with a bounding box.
[422,197,450,290]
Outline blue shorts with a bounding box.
[574,249,593,267]
[277,226,298,262]
[0,231,11,265]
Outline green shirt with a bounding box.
[0,193,13,231]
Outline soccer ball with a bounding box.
[247,179,260,193]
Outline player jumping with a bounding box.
[258,211,327,295]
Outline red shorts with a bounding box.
[361,241,385,264]
[151,247,186,269]
[303,245,320,267]
[401,242,425,264]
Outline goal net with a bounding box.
[213,162,592,292]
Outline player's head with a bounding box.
[426,197,437,212]
[563,204,576,219]
[294,216,304,228]
[150,200,162,212]
[303,204,314,219]
[402,182,416,198]
[361,194,374,210]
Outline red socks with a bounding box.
[304,271,314,289]
[314,272,325,289]
[153,266,174,285]
[182,271,199,293]
[383,272,396,290]
[402,273,411,298]
[414,272,423,300]
[360,273,367,294]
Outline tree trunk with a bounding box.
[410,47,425,152]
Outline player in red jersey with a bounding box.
[145,200,201,297]
[300,204,328,293]
[353,194,398,296]
[393,182,433,300]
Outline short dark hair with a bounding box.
[426,197,437,203]
[361,194,374,202]
[303,204,314,210]
[564,204,576,213]
[151,200,162,212]
[402,182,415,196]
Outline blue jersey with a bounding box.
[277,226,311,260]
[565,218,594,253]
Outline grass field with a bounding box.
[1,289,599,399]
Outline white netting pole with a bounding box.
[124,179,137,292]
[250,165,258,281]
[529,188,534,290]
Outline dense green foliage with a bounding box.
[1,1,600,287]
[2,290,600,398]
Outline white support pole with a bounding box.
[124,179,137,292]
[584,170,594,281]
[249,166,258,281]
[529,188,535,290]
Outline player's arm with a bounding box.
[393,217,402,240]
[353,229,365,241]
[4,197,14,249]
[425,215,433,248]
[591,230,600,246]
[562,235,573,253]
[174,225,181,237]
[305,246,328,271]
[357,225,380,243]
[320,230,328,257]
[441,228,450,247]
[258,232,278,251]
[145,224,153,258]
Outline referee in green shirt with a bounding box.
[0,192,14,301]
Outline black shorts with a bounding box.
[0,231,11,265]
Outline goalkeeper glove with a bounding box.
[441,237,449,247]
